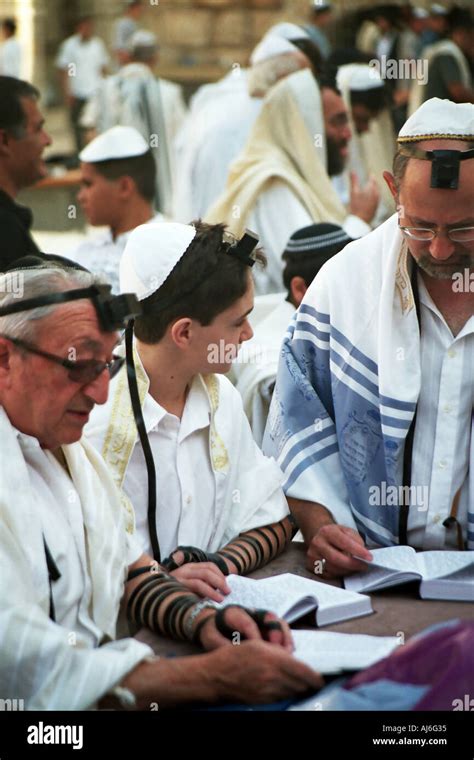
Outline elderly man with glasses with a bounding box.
[264,97,474,577]
[0,260,321,709]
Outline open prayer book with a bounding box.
[216,572,372,626]
[291,630,399,675]
[344,547,474,602]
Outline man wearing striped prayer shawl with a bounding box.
[263,98,474,577]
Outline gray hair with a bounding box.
[0,266,104,341]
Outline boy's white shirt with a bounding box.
[86,343,289,559]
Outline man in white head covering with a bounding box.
[206,67,380,294]
[80,30,187,216]
[172,23,321,222]
[67,126,163,293]
[87,221,297,589]
[336,63,395,223]
[263,97,474,577]
[0,260,320,709]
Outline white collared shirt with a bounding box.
[87,368,289,560]
[68,214,163,293]
[56,34,109,99]
[17,431,143,647]
[123,375,215,559]
[408,274,474,549]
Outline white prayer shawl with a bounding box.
[408,40,472,116]
[87,347,289,553]
[233,296,293,445]
[172,50,307,223]
[336,64,396,223]
[172,70,262,221]
[263,213,474,549]
[205,68,346,238]
[0,406,151,709]
[81,63,187,216]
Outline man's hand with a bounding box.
[349,172,380,224]
[308,523,373,578]
[195,605,294,652]
[169,562,230,602]
[207,640,324,704]
[113,640,324,708]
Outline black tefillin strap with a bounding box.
[125,320,161,564]
[124,230,260,565]
[398,145,474,190]
[0,284,141,333]
[43,537,61,622]
[399,264,420,546]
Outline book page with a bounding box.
[419,551,474,580]
[345,545,421,593]
[258,573,370,623]
[216,574,309,619]
[217,572,368,622]
[292,630,399,674]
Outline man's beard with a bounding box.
[414,250,473,280]
[326,135,348,177]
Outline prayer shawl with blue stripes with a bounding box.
[263,213,474,549]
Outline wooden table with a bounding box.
[136,542,474,656]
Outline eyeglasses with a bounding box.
[2,335,124,384]
[399,225,474,243]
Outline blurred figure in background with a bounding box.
[422,3,450,48]
[113,0,144,67]
[0,18,21,78]
[304,1,333,60]
[81,30,186,217]
[206,69,378,294]
[173,23,321,222]
[56,16,109,153]
[409,7,474,115]
[0,77,51,267]
[336,63,395,223]
[68,126,163,293]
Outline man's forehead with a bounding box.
[38,300,116,347]
[402,139,474,195]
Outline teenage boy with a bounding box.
[87,221,294,602]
